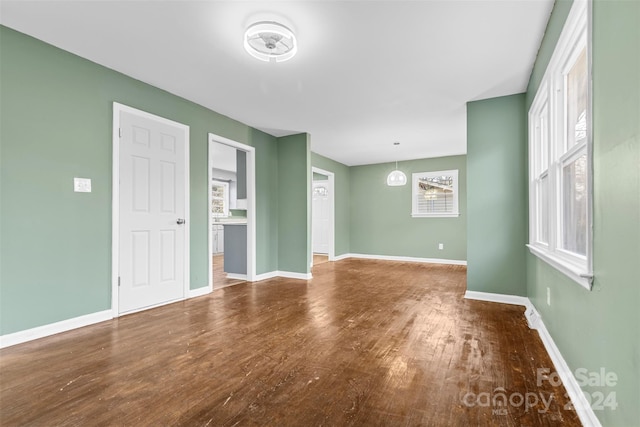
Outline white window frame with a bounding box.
[411,169,459,218]
[527,0,593,290]
[211,180,230,218]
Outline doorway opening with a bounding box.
[311,167,335,267]
[208,134,256,290]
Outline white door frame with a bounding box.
[208,133,256,287]
[111,102,190,317]
[311,167,335,262]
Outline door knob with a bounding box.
[177,218,186,225]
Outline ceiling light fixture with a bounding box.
[244,21,297,63]
[387,142,407,186]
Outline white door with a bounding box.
[118,110,188,314]
[312,181,330,254]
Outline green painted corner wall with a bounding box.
[349,156,467,260]
[0,26,282,334]
[310,152,351,256]
[277,134,311,274]
[466,94,528,296]
[525,1,640,425]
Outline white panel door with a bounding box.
[119,111,187,314]
[312,182,330,254]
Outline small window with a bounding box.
[211,180,229,218]
[411,170,459,218]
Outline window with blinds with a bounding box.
[411,170,459,218]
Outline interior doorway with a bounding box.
[208,134,256,290]
[311,167,335,267]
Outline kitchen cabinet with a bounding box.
[223,224,247,275]
[212,225,224,254]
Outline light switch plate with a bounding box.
[74,177,92,193]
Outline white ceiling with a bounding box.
[0,0,553,166]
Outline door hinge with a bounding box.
[118,276,121,287]
[119,128,122,138]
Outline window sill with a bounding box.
[411,212,460,218]
[527,244,593,290]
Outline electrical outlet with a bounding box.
[438,243,444,250]
[73,177,92,193]
[546,287,551,306]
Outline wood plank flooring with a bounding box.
[213,254,246,289]
[0,259,580,426]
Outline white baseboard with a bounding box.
[253,271,280,282]
[252,271,312,282]
[277,271,313,280]
[339,253,467,266]
[333,253,351,261]
[528,304,602,427]
[189,285,212,298]
[464,290,530,307]
[226,273,247,280]
[463,290,601,427]
[0,309,113,349]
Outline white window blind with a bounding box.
[412,170,459,218]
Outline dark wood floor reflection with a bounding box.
[0,259,580,426]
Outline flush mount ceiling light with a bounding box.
[244,21,297,63]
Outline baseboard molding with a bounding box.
[188,285,212,298]
[252,271,312,282]
[333,253,351,261]
[277,271,313,280]
[340,253,467,266]
[463,290,601,427]
[528,305,602,427]
[226,273,247,281]
[0,310,113,349]
[464,290,530,307]
[253,271,280,282]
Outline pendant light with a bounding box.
[386,143,407,186]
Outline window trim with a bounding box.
[411,169,460,218]
[527,0,593,290]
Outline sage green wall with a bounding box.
[466,94,528,296]
[349,156,466,260]
[0,26,281,335]
[277,134,311,274]
[310,152,351,257]
[525,1,640,425]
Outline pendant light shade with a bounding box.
[387,161,407,186]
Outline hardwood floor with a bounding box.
[0,259,580,426]
[213,254,246,289]
[313,253,329,266]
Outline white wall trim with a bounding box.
[528,304,602,427]
[226,273,247,281]
[277,271,313,280]
[463,290,601,427]
[464,290,530,307]
[252,271,280,282]
[208,134,257,287]
[188,286,212,299]
[339,253,467,266]
[251,271,312,282]
[0,310,113,349]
